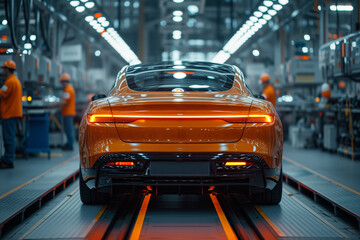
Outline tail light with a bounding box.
[225,161,255,166]
[88,114,274,123]
[106,161,134,166]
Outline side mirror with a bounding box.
[91,94,107,101]
[254,94,265,100]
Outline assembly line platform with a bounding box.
[0,143,359,239]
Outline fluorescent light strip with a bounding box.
[68,2,141,65]
[212,0,289,63]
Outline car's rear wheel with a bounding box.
[252,170,282,205]
[79,170,110,204]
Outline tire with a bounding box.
[79,170,110,204]
[252,170,283,205]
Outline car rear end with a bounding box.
[79,62,282,203]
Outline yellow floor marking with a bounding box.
[283,156,360,196]
[129,194,152,240]
[0,154,79,200]
[284,189,349,239]
[210,194,238,240]
[93,205,108,222]
[19,187,79,240]
[254,205,285,237]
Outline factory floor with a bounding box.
[0,146,79,197]
[282,142,360,193]
[0,142,358,195]
[0,142,359,217]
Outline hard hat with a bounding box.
[59,73,70,82]
[0,60,16,70]
[260,73,270,83]
[338,80,346,89]
[321,83,331,99]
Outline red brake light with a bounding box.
[87,114,274,123]
[225,161,255,166]
[106,161,134,166]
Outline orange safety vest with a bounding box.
[61,84,76,116]
[0,74,22,119]
[261,83,276,107]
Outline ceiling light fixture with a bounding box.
[85,2,95,8]
[263,1,273,7]
[68,2,140,65]
[212,0,290,64]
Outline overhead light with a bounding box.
[212,0,289,64]
[30,35,36,41]
[279,0,289,5]
[85,2,95,8]
[89,20,97,26]
[251,26,259,32]
[24,43,32,49]
[80,0,88,2]
[75,6,86,12]
[85,16,94,22]
[246,20,254,26]
[330,5,353,11]
[258,6,268,12]
[304,34,310,41]
[254,11,263,17]
[173,10,183,16]
[173,16,183,22]
[96,27,104,33]
[263,14,272,20]
[70,1,80,7]
[173,30,182,40]
[124,0,130,7]
[93,23,101,29]
[95,50,101,57]
[302,47,308,53]
[259,18,267,25]
[273,4,283,10]
[2,19,8,25]
[212,50,231,64]
[250,16,258,22]
[268,9,277,16]
[263,1,273,7]
[243,24,250,30]
[173,0,184,2]
[252,49,260,57]
[188,5,199,15]
[98,17,106,23]
[101,21,110,27]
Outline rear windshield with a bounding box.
[125,62,235,92]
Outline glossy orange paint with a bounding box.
[79,65,283,171]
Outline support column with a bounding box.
[319,0,329,45]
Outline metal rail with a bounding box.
[0,170,79,237]
[85,195,144,240]
[217,194,279,240]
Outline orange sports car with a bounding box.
[79,62,283,205]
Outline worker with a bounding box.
[338,80,346,91]
[59,73,76,151]
[260,73,276,107]
[0,60,22,169]
[321,83,331,99]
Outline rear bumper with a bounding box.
[81,153,281,194]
